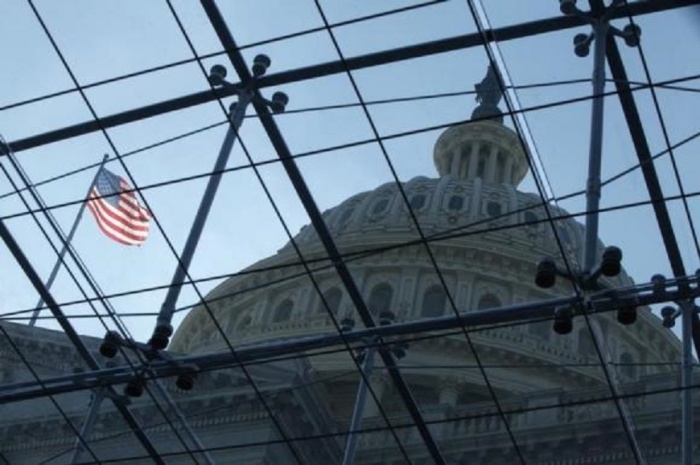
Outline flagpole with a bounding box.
[29,154,109,326]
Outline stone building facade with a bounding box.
[0,117,693,464]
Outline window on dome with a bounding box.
[317,287,342,314]
[448,195,464,211]
[486,201,502,217]
[524,211,538,225]
[272,299,293,323]
[371,198,390,215]
[421,285,447,317]
[338,207,355,225]
[368,283,393,315]
[620,352,635,378]
[477,293,501,310]
[236,315,252,330]
[409,194,426,210]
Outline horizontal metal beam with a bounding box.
[1,277,696,404]
[6,0,694,153]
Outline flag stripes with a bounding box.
[87,169,150,246]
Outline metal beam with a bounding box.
[6,0,695,153]
[602,21,700,357]
[200,1,446,461]
[1,276,694,407]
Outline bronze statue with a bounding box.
[472,63,504,122]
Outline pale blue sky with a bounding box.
[0,0,698,344]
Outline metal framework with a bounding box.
[0,0,698,463]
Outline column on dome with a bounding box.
[251,295,270,325]
[398,269,418,319]
[503,153,513,185]
[450,149,460,177]
[486,143,498,183]
[467,141,479,180]
[294,287,310,319]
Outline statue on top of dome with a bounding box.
[472,63,504,123]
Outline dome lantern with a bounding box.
[432,65,529,186]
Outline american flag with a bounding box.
[87,168,150,246]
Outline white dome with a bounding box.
[171,121,679,395]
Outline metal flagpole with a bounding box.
[27,154,109,326]
[148,57,288,350]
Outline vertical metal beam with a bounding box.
[596,2,698,462]
[681,301,694,465]
[581,19,608,273]
[70,388,106,464]
[342,346,376,465]
[151,97,250,349]
[151,380,217,465]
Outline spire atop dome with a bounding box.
[472,63,504,124]
[432,63,527,186]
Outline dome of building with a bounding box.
[171,118,680,407]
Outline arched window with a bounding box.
[524,211,538,225]
[368,283,393,315]
[371,198,390,215]
[235,315,252,330]
[577,329,596,356]
[421,285,447,317]
[272,299,293,323]
[410,195,426,210]
[338,208,355,226]
[486,201,502,217]
[317,287,342,315]
[477,293,501,310]
[620,352,635,378]
[448,195,464,211]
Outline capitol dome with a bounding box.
[171,115,680,409]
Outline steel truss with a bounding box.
[1,1,698,463]
[1,273,697,404]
